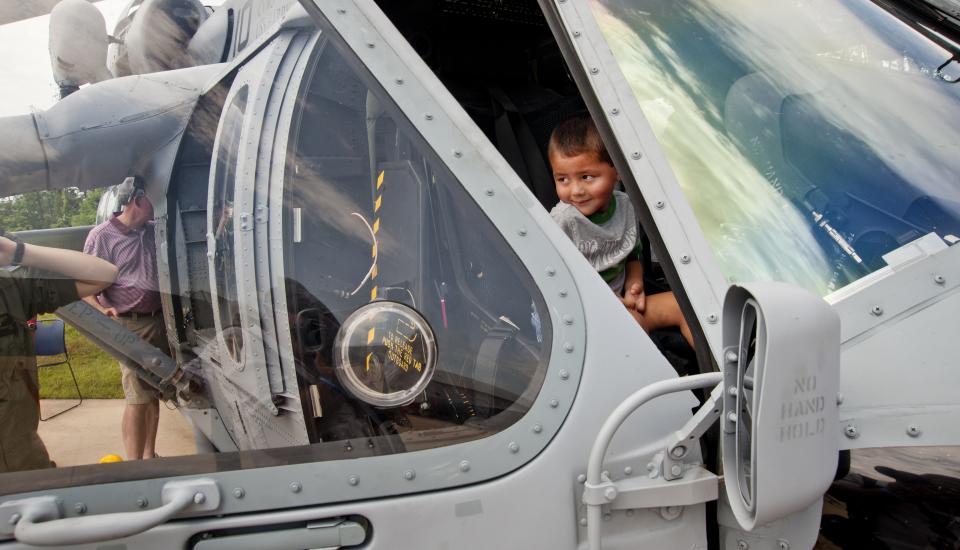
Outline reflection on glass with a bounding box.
[281,40,551,451]
[591,0,960,295]
[212,86,246,362]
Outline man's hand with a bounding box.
[621,282,646,314]
[101,306,119,318]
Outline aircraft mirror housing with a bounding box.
[48,0,112,89]
[720,282,840,531]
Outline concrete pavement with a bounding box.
[38,399,196,466]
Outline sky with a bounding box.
[0,0,132,117]
[0,0,225,118]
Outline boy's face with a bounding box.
[550,151,619,217]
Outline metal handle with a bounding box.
[12,479,219,546]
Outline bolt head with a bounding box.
[549,399,559,408]
[670,464,683,477]
[604,487,618,501]
[136,497,148,508]
[517,228,527,236]
[590,67,599,74]
[563,343,574,353]
[532,423,543,434]
[74,503,87,514]
[508,442,519,453]
[871,305,884,316]
[579,517,587,526]
[233,488,245,499]
[778,540,790,550]
[610,108,620,115]
[680,254,691,264]
[395,78,404,85]
[546,266,557,276]
[907,425,922,437]
[573,31,581,37]
[563,315,574,325]
[347,476,359,486]
[707,313,718,324]
[844,425,859,439]
[559,368,570,379]
[737,540,749,550]
[424,113,433,121]
[459,460,471,472]
[289,482,302,493]
[631,151,642,160]
[403,469,416,481]
[934,275,946,285]
[9,513,21,525]
[655,200,665,209]
[577,474,587,483]
[194,492,207,505]
[453,150,463,158]
[671,445,686,458]
[624,466,633,475]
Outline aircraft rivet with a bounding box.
[289,482,302,493]
[728,386,738,396]
[347,476,359,486]
[424,113,434,121]
[136,498,148,508]
[9,514,20,525]
[655,200,665,209]
[336,8,346,14]
[459,460,471,472]
[508,442,520,453]
[577,474,586,483]
[366,42,375,48]
[601,470,609,479]
[233,488,245,499]
[907,425,922,437]
[546,266,556,276]
[737,540,749,550]
[604,487,618,501]
[626,509,635,517]
[670,464,683,477]
[453,150,463,158]
[74,503,87,514]
[707,313,718,324]
[837,393,844,405]
[549,399,559,408]
[420,402,430,411]
[631,151,642,160]
[590,67,600,74]
[624,466,633,475]
[518,228,527,236]
[778,540,790,550]
[602,513,612,521]
[532,423,543,433]
[647,462,657,473]
[485,188,495,196]
[563,342,574,353]
[934,275,946,285]
[395,78,404,85]
[559,368,570,379]
[680,254,691,264]
[671,445,686,458]
[579,517,587,526]
[559,289,568,297]
[563,315,574,325]
[725,350,738,363]
[610,108,620,116]
[844,425,859,439]
[403,469,416,481]
[573,31,581,37]
[871,305,883,316]
[194,493,206,505]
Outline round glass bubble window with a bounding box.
[334,301,437,408]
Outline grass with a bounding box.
[37,315,124,399]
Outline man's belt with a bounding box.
[117,310,161,320]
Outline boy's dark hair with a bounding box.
[547,112,613,166]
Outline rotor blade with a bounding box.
[0,0,97,26]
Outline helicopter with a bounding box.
[0,0,959,548]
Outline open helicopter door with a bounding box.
[1,1,706,549]
[538,0,960,548]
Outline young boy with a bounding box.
[548,113,693,346]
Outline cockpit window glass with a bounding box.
[591,0,960,295]
[280,39,552,453]
[212,85,246,360]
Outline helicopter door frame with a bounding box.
[536,0,730,362]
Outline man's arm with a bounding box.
[0,235,118,298]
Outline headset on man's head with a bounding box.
[115,176,146,212]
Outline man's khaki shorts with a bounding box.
[116,315,168,405]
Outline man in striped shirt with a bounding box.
[83,177,168,460]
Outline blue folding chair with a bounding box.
[35,318,82,420]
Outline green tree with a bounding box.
[0,188,103,231]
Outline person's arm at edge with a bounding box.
[0,236,118,299]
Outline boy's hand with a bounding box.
[621,282,646,313]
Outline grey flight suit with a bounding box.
[0,267,79,473]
